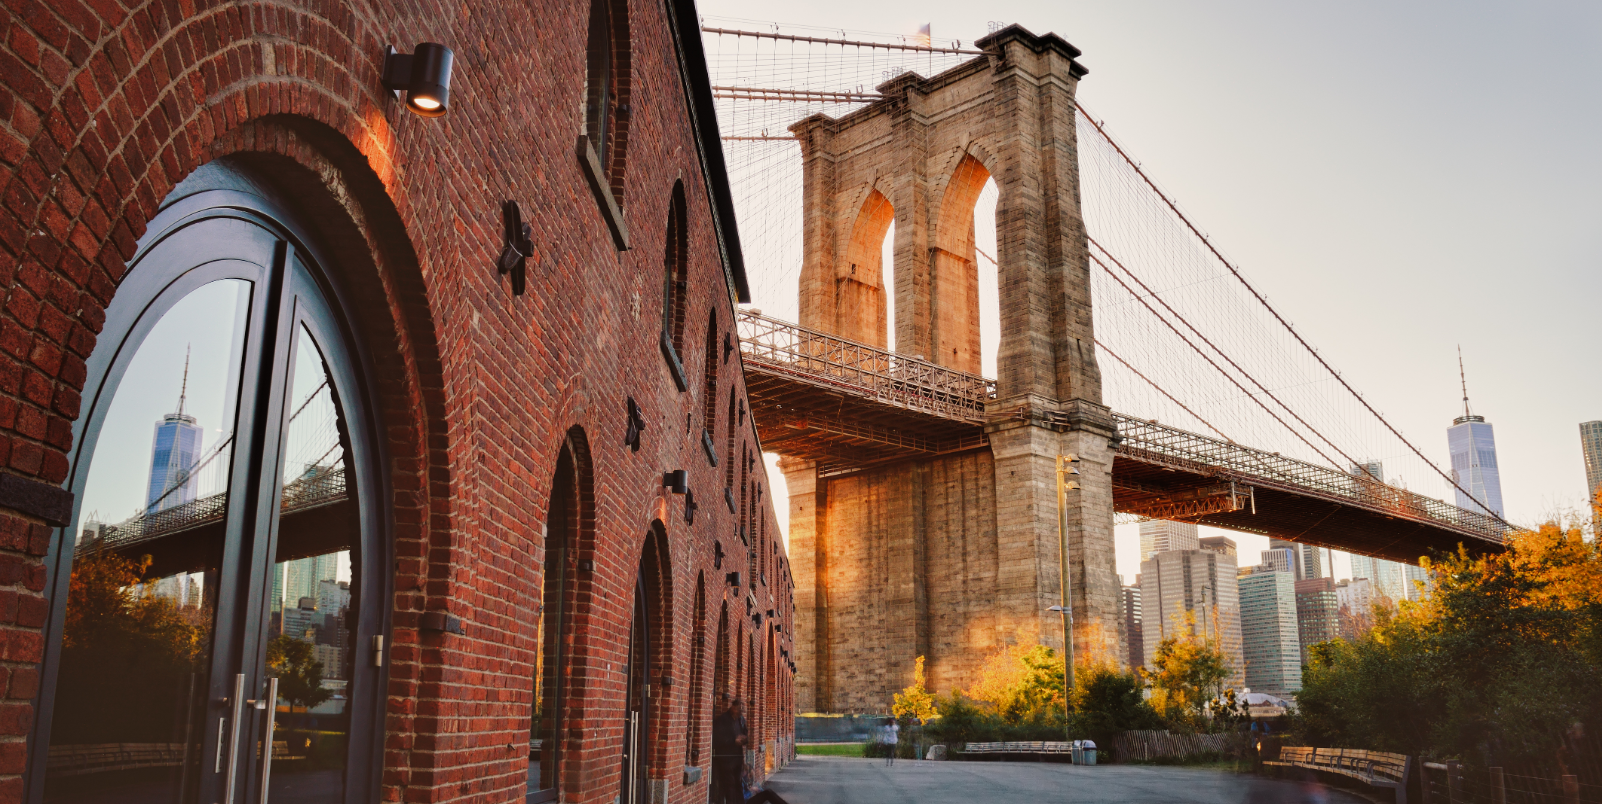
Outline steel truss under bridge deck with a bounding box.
[738,312,992,474]
[739,313,1513,560]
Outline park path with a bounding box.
[765,755,1370,804]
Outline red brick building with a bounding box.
[0,0,796,801]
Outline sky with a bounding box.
[717,1,1604,583]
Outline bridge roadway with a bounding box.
[738,312,1510,562]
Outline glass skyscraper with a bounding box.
[145,411,203,514]
[1448,415,1504,518]
[1581,421,1601,504]
[1239,565,1302,697]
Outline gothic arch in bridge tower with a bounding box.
[929,151,993,375]
[834,187,894,348]
[778,26,1121,714]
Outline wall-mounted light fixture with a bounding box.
[663,470,688,495]
[383,43,455,117]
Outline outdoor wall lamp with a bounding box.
[663,470,689,494]
[383,43,454,117]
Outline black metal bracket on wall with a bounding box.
[420,611,465,635]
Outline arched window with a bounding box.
[724,390,736,498]
[530,430,591,803]
[700,313,719,463]
[581,0,631,248]
[37,162,388,803]
[660,183,690,388]
[620,524,670,804]
[685,574,708,766]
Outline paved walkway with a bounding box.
[766,756,1369,804]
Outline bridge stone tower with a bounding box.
[781,26,1121,713]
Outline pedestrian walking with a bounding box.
[712,697,749,804]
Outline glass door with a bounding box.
[619,573,650,804]
[40,191,383,804]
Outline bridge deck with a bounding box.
[739,312,1510,560]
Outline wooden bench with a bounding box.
[1264,746,1411,804]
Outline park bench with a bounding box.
[960,741,1090,762]
[1264,746,1411,804]
[46,743,188,777]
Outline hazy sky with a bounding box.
[722,1,1603,582]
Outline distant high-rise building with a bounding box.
[1239,565,1302,697]
[1140,549,1243,688]
[1447,351,1505,518]
[1400,562,1432,602]
[1293,577,1339,664]
[1582,420,1601,535]
[1335,577,1379,639]
[1349,554,1406,603]
[1122,583,1143,670]
[1261,548,1294,574]
[281,553,340,614]
[1139,520,1200,562]
[1269,538,1323,580]
[145,354,203,514]
[1199,536,1236,560]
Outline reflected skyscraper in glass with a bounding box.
[144,352,204,513]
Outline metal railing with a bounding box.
[1113,415,1512,544]
[737,312,996,422]
[78,467,348,553]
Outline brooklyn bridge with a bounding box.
[702,22,1514,713]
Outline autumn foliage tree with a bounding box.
[1295,515,1601,773]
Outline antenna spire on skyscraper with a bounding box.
[1457,345,1470,419]
[177,345,190,416]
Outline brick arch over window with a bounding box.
[662,181,690,357]
[684,573,708,766]
[928,152,993,374]
[2,98,456,797]
[580,0,634,249]
[636,520,675,782]
[531,426,597,802]
[700,310,720,462]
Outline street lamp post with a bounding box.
[1050,454,1081,743]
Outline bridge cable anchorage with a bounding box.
[701,26,985,55]
[1076,100,1511,528]
[1088,237,1362,472]
[1089,251,1345,470]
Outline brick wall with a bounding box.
[0,0,793,802]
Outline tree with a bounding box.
[892,655,938,723]
[1147,615,1231,732]
[1296,515,1601,771]
[268,633,334,749]
[1070,662,1163,748]
[55,550,208,744]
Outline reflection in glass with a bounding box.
[46,279,251,804]
[266,325,353,804]
[529,453,572,804]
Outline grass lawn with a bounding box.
[796,743,868,757]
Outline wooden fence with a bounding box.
[1112,730,1252,763]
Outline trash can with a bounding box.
[1080,740,1097,765]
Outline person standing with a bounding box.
[712,697,749,804]
[880,721,899,767]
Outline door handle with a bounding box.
[224,673,246,804]
[257,677,279,804]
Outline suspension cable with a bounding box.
[1076,100,1511,526]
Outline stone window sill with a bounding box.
[659,329,688,391]
[702,430,719,466]
[576,135,630,251]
